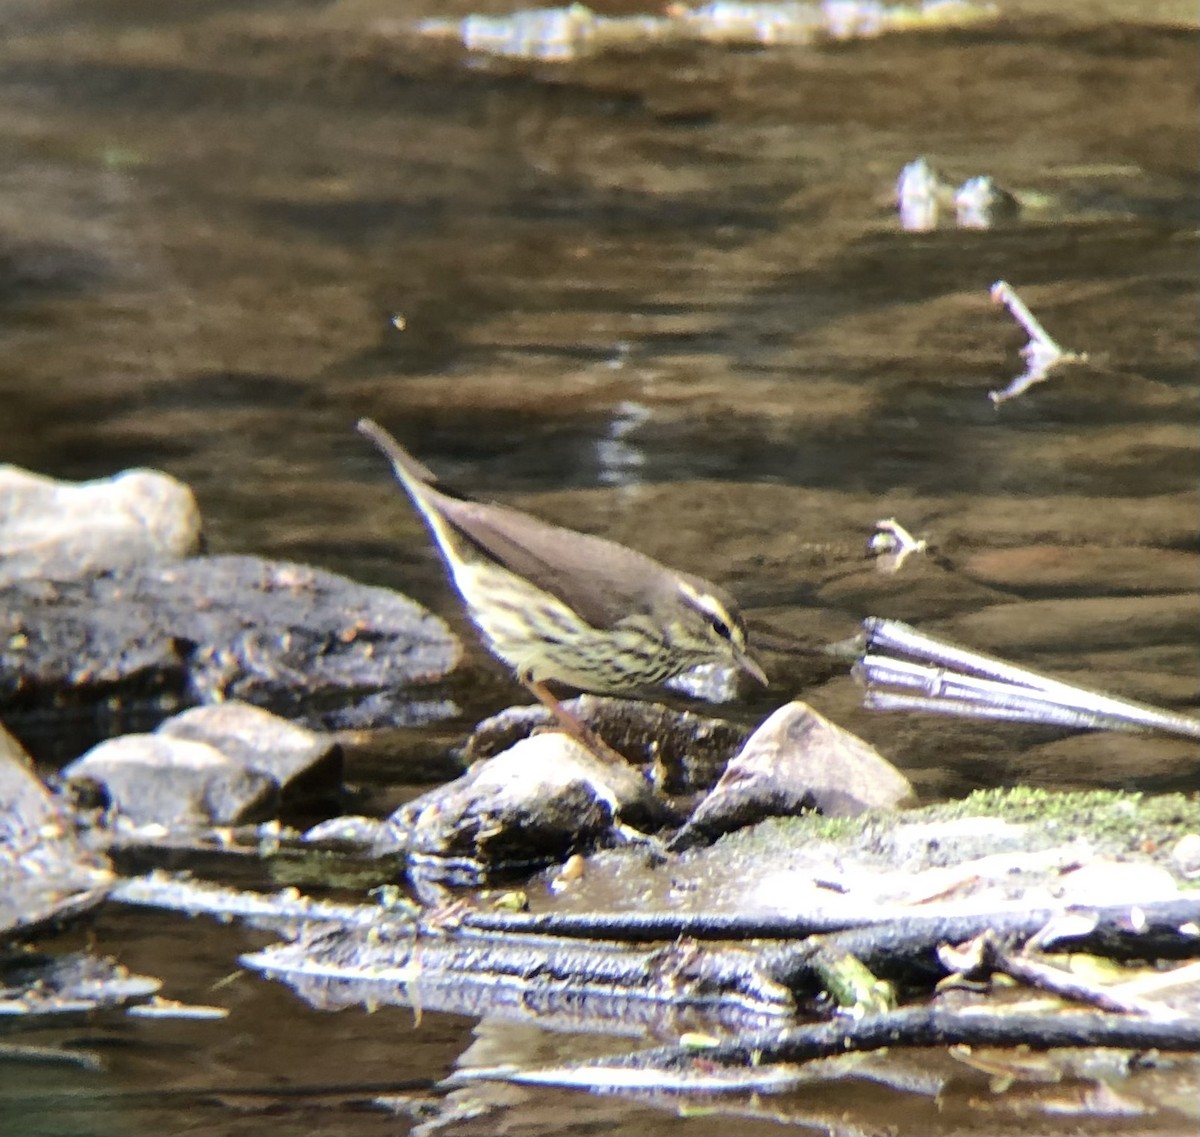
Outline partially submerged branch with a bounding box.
[856,617,1200,738]
[989,280,1088,404]
[451,1006,1200,1092]
[868,517,928,573]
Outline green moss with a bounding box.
[709,787,1198,868]
[944,787,1197,856]
[712,809,876,855]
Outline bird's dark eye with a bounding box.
[710,616,732,640]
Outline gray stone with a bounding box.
[1169,833,1200,879]
[64,733,278,828]
[672,701,915,850]
[381,732,660,875]
[0,721,112,940]
[0,465,201,586]
[156,701,342,808]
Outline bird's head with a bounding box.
[671,576,768,686]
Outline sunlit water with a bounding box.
[1,1,1196,1133]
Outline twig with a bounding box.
[855,617,1200,738]
[989,280,1088,404]
[940,931,1182,1018]
[451,1006,1200,1092]
[868,517,928,573]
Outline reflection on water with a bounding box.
[595,396,651,485]
[1,0,1197,1134]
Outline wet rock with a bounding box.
[156,701,342,810]
[664,660,742,703]
[960,544,1200,596]
[895,158,1020,232]
[671,701,915,851]
[947,592,1197,655]
[0,554,461,754]
[0,950,161,1015]
[63,701,343,828]
[304,814,388,847]
[64,734,278,829]
[381,732,665,878]
[0,721,112,941]
[1169,834,1200,879]
[0,464,201,587]
[463,695,750,795]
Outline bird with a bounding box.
[357,418,766,758]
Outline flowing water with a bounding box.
[1,1,1197,1133]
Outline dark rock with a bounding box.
[463,694,750,796]
[671,701,916,850]
[0,554,462,758]
[379,732,663,878]
[0,721,112,941]
[0,464,200,587]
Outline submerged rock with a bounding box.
[0,554,461,753]
[0,950,161,1016]
[62,701,342,829]
[417,0,997,62]
[0,464,201,587]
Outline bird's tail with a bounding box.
[357,418,439,486]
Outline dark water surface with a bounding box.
[2,1,1197,1133]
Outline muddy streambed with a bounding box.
[0,0,1197,1134]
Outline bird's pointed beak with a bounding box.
[734,645,769,687]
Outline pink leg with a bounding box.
[523,679,632,768]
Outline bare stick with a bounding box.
[989,280,1088,404]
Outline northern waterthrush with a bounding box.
[357,419,766,749]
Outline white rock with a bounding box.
[0,465,201,585]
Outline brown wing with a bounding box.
[429,492,677,630]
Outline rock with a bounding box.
[0,465,201,587]
[64,734,278,828]
[380,732,664,878]
[63,701,343,828]
[961,544,1200,596]
[0,720,112,941]
[1169,834,1200,879]
[0,554,462,758]
[671,701,915,851]
[1055,860,1184,906]
[463,695,750,796]
[0,951,161,1015]
[947,592,1196,654]
[304,815,388,847]
[156,701,342,809]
